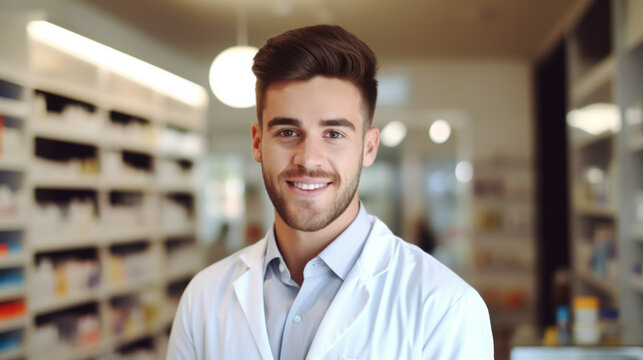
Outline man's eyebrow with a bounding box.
[266,117,300,130]
[320,118,355,131]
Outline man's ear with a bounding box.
[251,122,262,163]
[362,126,380,167]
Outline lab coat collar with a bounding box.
[234,216,395,360]
[234,238,274,360]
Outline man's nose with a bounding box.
[293,137,324,169]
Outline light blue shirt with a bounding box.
[263,203,373,360]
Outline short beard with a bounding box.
[262,165,360,232]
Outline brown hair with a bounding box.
[252,24,378,126]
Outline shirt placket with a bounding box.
[279,258,326,359]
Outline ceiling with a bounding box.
[81,0,585,66]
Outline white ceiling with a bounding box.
[81,0,585,65]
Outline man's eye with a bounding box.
[278,129,297,137]
[326,131,343,139]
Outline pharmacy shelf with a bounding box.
[574,203,617,218]
[0,253,26,268]
[166,267,199,283]
[103,228,156,245]
[106,277,162,298]
[104,96,160,123]
[0,285,25,301]
[110,326,161,349]
[569,55,615,107]
[0,316,26,333]
[32,76,102,107]
[0,218,26,231]
[100,178,156,192]
[30,289,100,315]
[0,346,25,360]
[158,182,194,193]
[0,156,27,172]
[102,138,158,156]
[28,232,101,252]
[31,123,101,146]
[576,267,618,300]
[31,176,101,189]
[162,224,196,238]
[0,97,28,118]
[572,131,616,150]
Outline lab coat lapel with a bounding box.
[306,217,394,360]
[305,269,370,360]
[233,239,274,360]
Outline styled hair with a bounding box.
[252,24,378,126]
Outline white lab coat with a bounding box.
[167,215,494,360]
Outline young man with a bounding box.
[167,25,493,359]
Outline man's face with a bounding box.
[251,76,379,232]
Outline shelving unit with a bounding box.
[470,156,536,359]
[0,13,208,358]
[566,0,643,346]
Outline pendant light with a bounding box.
[208,1,258,108]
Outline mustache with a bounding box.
[278,167,340,183]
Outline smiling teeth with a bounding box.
[293,182,326,190]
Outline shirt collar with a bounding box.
[318,202,372,280]
[263,202,373,280]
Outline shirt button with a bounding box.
[293,315,302,323]
[279,264,285,272]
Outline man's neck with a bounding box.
[274,198,360,286]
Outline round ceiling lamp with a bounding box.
[209,46,258,108]
[208,1,257,109]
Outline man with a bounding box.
[167,25,493,359]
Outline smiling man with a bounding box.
[167,25,494,360]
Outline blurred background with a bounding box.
[0,0,642,359]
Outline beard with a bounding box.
[262,163,361,232]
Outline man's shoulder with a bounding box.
[367,217,476,301]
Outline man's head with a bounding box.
[252,24,378,127]
[251,25,380,233]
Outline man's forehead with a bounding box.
[262,77,367,129]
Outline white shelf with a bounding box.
[103,228,155,244]
[102,138,158,155]
[0,285,25,300]
[0,253,26,268]
[570,55,615,106]
[106,277,161,298]
[0,217,26,231]
[574,203,617,218]
[110,325,161,348]
[100,178,156,192]
[162,224,195,238]
[0,316,26,333]
[166,267,199,283]
[104,96,160,122]
[0,97,27,118]
[0,346,25,360]
[0,156,27,172]
[33,76,102,106]
[30,289,100,315]
[29,232,101,252]
[31,175,100,189]
[158,182,194,193]
[31,123,101,146]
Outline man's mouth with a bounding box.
[288,181,330,191]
